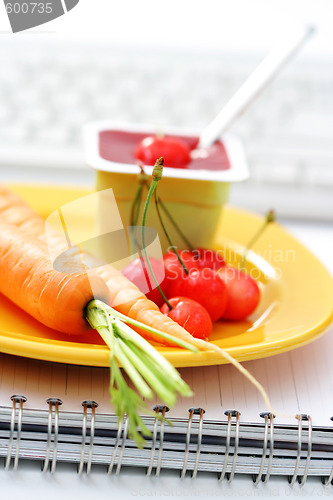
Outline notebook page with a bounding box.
[0,325,333,426]
[0,356,111,412]
[184,324,333,426]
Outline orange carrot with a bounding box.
[0,185,277,420]
[0,184,66,249]
[0,187,204,446]
[0,221,110,335]
[0,218,197,448]
[0,185,45,232]
[0,184,202,346]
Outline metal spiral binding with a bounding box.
[42,398,62,474]
[323,416,333,486]
[115,414,129,476]
[5,395,27,470]
[155,406,168,476]
[299,415,312,486]
[147,405,169,477]
[191,408,205,479]
[219,410,240,483]
[78,400,98,475]
[288,414,312,486]
[253,412,275,485]
[180,408,205,479]
[108,414,129,475]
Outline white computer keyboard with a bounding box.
[0,38,332,220]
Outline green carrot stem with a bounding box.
[109,358,151,447]
[140,347,192,397]
[88,299,198,353]
[89,301,116,354]
[86,306,152,399]
[85,300,194,447]
[154,190,189,275]
[124,339,186,393]
[109,315,194,391]
[86,301,196,383]
[241,209,276,269]
[113,310,198,352]
[118,339,177,407]
[112,338,153,399]
[141,157,173,310]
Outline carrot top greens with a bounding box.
[86,300,195,447]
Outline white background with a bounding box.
[0,0,332,56]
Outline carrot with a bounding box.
[0,184,65,249]
[0,183,201,347]
[0,182,280,428]
[0,184,46,233]
[0,221,110,335]
[0,213,195,447]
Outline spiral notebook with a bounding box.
[1,326,333,484]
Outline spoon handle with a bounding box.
[198,25,315,149]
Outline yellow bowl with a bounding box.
[0,185,332,368]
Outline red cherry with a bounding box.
[217,266,261,320]
[122,257,168,307]
[134,136,191,168]
[189,248,226,271]
[167,268,228,322]
[161,297,212,340]
[163,248,225,283]
[163,250,200,283]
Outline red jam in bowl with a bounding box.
[99,130,231,172]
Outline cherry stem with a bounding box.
[130,186,142,227]
[142,157,173,310]
[129,184,143,256]
[241,209,276,269]
[143,183,194,250]
[154,190,189,275]
[130,168,150,256]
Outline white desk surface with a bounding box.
[0,175,332,498]
[1,460,332,500]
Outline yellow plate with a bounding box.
[0,184,332,368]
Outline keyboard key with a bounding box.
[251,161,301,184]
[0,125,27,144]
[37,127,71,145]
[304,164,333,187]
